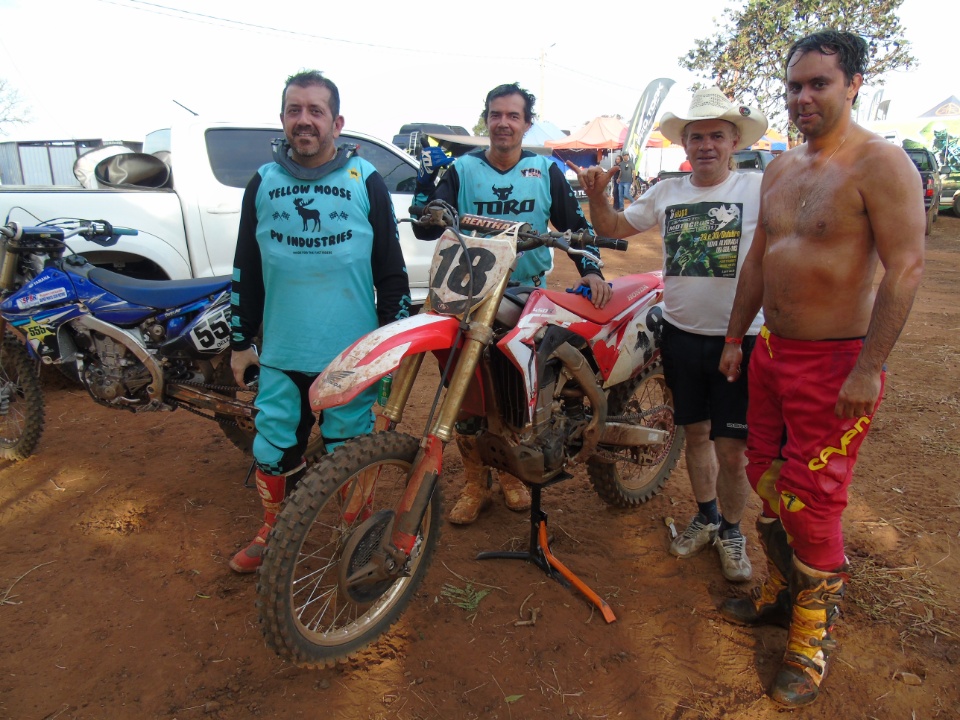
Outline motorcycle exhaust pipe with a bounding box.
[598,423,669,447]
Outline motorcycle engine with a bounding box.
[81,332,153,406]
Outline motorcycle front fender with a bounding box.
[310,313,461,411]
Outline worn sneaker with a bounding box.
[669,515,720,558]
[715,529,753,582]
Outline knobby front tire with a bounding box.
[0,334,44,461]
[256,432,441,668]
[587,360,684,507]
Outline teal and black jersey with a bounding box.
[414,150,602,285]
[231,151,410,373]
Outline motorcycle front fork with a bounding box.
[387,273,511,557]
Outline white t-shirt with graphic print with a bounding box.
[623,171,764,336]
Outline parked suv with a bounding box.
[392,123,469,156]
[732,149,775,171]
[904,147,942,235]
[939,166,960,216]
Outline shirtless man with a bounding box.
[717,30,925,708]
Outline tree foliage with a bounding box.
[0,78,30,135]
[472,113,488,136]
[680,0,916,130]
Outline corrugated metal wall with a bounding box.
[0,140,107,186]
[0,143,23,184]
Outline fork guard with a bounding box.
[310,314,461,411]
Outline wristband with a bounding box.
[724,337,743,345]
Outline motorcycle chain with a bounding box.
[606,404,672,425]
[167,378,254,428]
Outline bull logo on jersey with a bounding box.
[473,184,535,216]
[293,198,321,232]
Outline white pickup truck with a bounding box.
[0,121,434,303]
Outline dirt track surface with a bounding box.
[1,213,959,720]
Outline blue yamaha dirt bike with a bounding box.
[0,218,258,461]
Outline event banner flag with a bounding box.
[623,78,675,162]
[867,89,884,123]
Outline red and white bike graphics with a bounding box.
[257,206,683,668]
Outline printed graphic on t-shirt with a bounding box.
[663,202,743,278]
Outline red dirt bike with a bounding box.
[256,203,684,667]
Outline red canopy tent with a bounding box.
[545,116,627,150]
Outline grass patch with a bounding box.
[849,555,957,645]
[441,582,490,612]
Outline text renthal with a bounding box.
[808,416,871,471]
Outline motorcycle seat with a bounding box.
[86,267,232,308]
[538,273,662,325]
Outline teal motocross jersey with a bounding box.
[414,149,601,285]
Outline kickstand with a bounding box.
[476,484,616,623]
[242,459,257,488]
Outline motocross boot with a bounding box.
[229,468,286,573]
[720,516,792,628]
[448,434,493,525]
[498,473,531,512]
[768,558,849,708]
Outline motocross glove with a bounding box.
[566,282,612,301]
[421,199,459,229]
[417,146,454,184]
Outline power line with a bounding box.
[96,0,533,62]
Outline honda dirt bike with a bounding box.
[256,203,684,667]
[0,218,260,461]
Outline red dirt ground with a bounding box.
[1,213,958,720]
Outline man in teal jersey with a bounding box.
[228,71,411,573]
[413,82,612,525]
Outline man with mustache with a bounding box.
[228,70,411,573]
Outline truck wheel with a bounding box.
[0,335,45,461]
[925,207,934,235]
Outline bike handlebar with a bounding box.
[0,220,138,247]
[408,204,628,253]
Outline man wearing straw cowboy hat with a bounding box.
[569,86,768,584]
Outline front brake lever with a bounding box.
[560,230,603,269]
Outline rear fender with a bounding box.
[310,313,460,410]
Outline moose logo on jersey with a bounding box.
[293,198,321,231]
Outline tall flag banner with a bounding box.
[868,89,884,124]
[876,100,890,122]
[623,78,675,162]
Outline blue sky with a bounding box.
[0,0,954,143]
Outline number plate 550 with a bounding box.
[190,307,231,352]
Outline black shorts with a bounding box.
[659,320,755,440]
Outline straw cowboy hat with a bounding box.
[659,87,768,151]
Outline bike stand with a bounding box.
[476,483,617,623]
[242,460,256,489]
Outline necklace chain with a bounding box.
[800,135,848,208]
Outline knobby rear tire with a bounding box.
[0,334,45,461]
[587,360,684,507]
[256,432,441,668]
